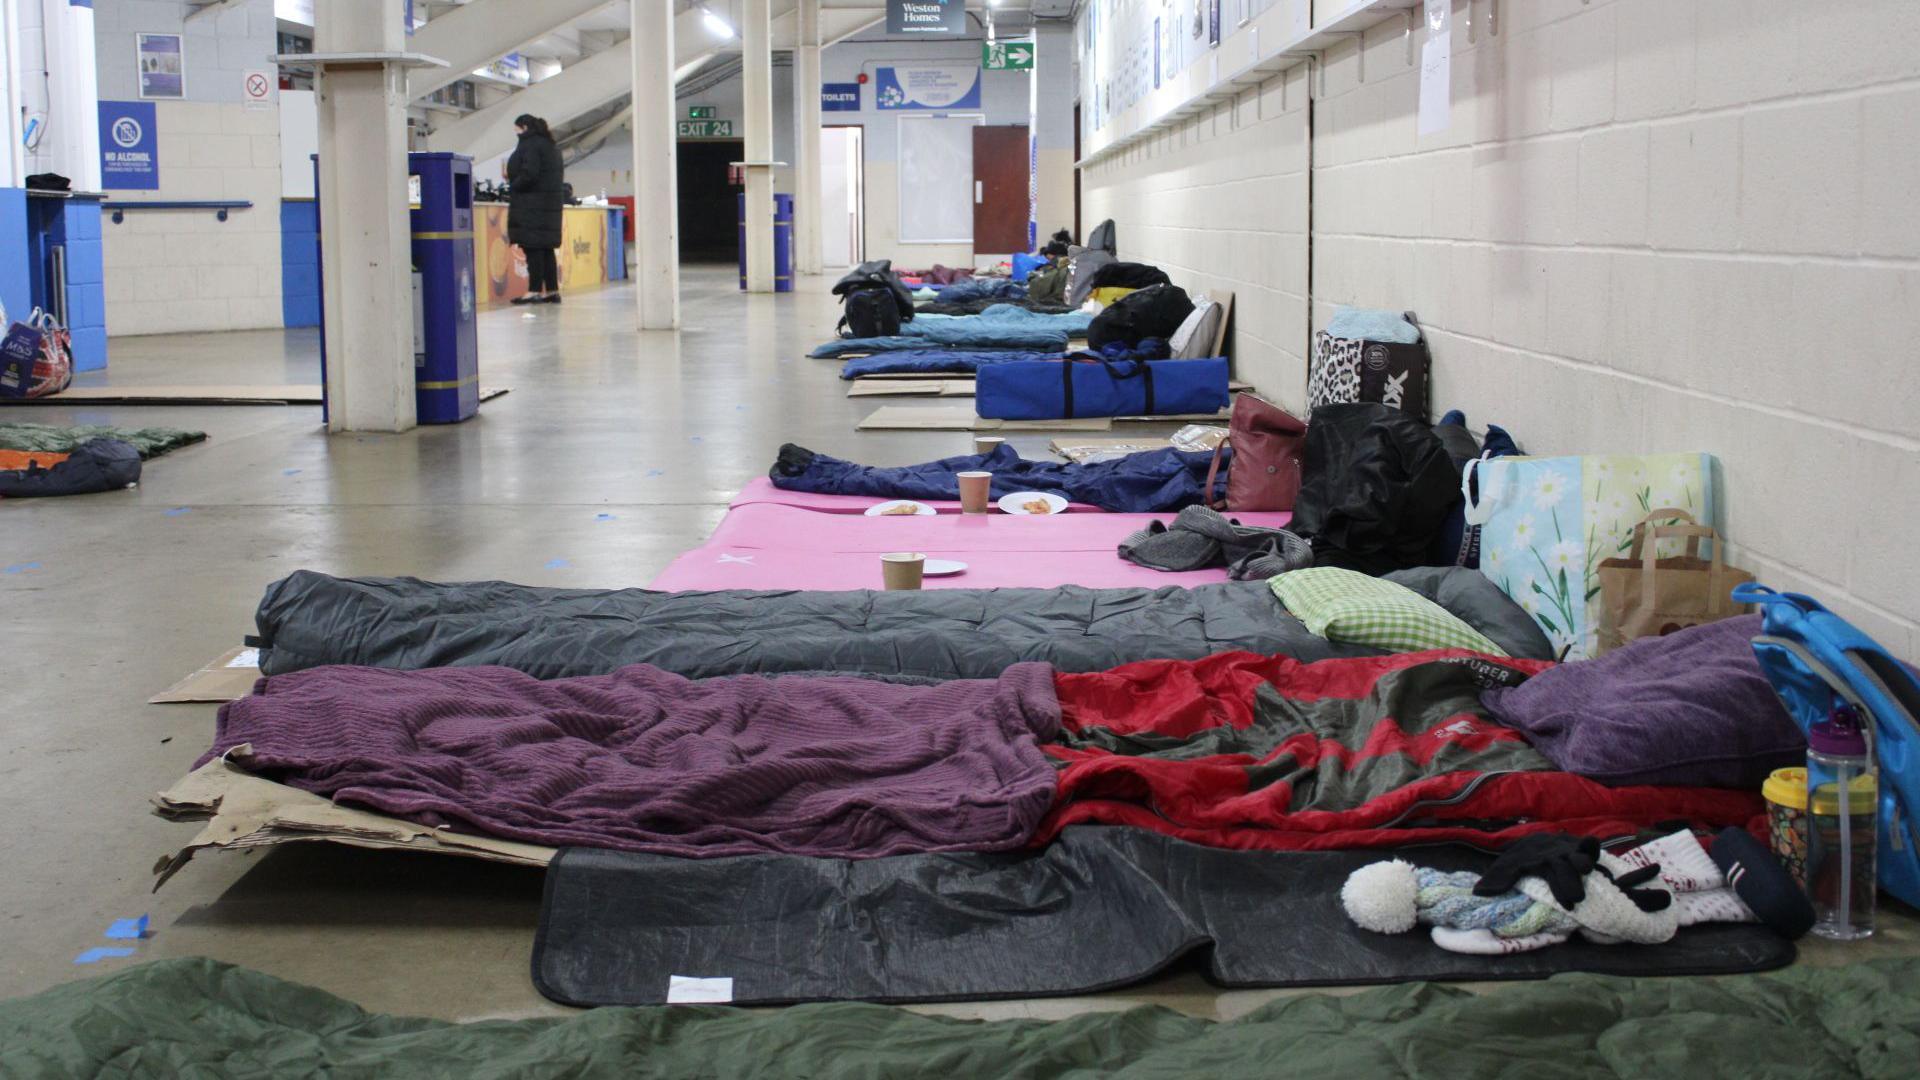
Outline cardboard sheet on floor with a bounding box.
[151,757,554,889]
[1,385,509,407]
[150,647,262,704]
[532,827,1795,1007]
[858,404,1232,432]
[845,380,975,398]
[2,385,325,405]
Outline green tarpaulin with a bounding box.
[1,958,1915,1077]
[0,423,206,459]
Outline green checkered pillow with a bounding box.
[1269,567,1509,657]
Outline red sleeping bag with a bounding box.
[1038,650,1762,851]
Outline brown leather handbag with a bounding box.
[1205,392,1308,511]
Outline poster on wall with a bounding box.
[98,101,160,190]
[137,33,185,99]
[873,63,982,110]
[885,0,966,36]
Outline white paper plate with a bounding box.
[864,500,937,517]
[997,491,1069,516]
[922,559,968,576]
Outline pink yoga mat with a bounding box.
[729,477,1100,515]
[649,546,1234,592]
[706,502,1293,554]
[650,501,1298,591]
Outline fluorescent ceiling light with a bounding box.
[702,5,735,39]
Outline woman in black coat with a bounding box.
[506,114,566,305]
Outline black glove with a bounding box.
[1474,834,1600,909]
[1600,861,1674,913]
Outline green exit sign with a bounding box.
[984,40,1034,70]
[688,105,716,119]
[678,120,734,138]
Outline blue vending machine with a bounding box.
[408,152,479,423]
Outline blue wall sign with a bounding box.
[821,82,861,111]
[98,101,160,191]
[873,63,982,110]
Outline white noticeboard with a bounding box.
[896,114,982,244]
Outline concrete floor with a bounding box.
[2,267,1913,1025]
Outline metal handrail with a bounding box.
[103,200,254,224]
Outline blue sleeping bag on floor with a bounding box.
[976,357,1230,420]
[810,328,1069,358]
[839,349,1063,379]
[770,441,1227,514]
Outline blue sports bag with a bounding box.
[975,356,1229,421]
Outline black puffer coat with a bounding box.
[507,131,565,249]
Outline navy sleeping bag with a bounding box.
[771,441,1227,514]
[0,437,142,498]
[975,357,1230,420]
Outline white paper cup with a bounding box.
[974,436,1008,456]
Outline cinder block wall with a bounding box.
[1080,65,1311,407]
[1308,0,1919,659]
[100,101,284,335]
[95,0,283,336]
[1080,0,1919,659]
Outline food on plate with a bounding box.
[1022,499,1055,515]
[880,502,924,516]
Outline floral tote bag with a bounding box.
[1462,453,1716,660]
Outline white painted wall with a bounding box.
[1081,0,1920,659]
[100,100,284,335]
[822,35,1049,267]
[1080,64,1310,405]
[94,0,283,336]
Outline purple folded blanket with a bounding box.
[203,663,1062,858]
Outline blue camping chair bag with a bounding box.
[1736,583,1920,908]
[975,357,1229,421]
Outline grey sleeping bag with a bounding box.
[252,567,1552,681]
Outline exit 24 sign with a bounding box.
[678,119,734,137]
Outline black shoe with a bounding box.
[510,294,540,306]
[541,293,562,305]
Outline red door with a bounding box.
[972,124,1031,256]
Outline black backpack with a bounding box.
[839,288,901,339]
[832,260,914,323]
[1088,284,1194,349]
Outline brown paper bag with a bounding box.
[1595,508,1755,655]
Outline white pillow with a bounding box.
[1169,298,1223,359]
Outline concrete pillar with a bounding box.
[26,0,100,191]
[315,0,416,433]
[0,0,23,188]
[741,0,775,293]
[1030,22,1076,244]
[791,0,823,276]
[630,0,678,329]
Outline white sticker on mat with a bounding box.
[666,975,734,1004]
[225,648,261,669]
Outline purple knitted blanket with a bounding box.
[203,663,1062,858]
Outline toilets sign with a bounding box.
[887,0,964,35]
[97,101,160,190]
